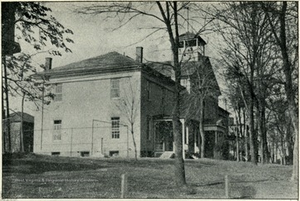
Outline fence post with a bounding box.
[121,173,128,198]
[70,128,73,156]
[225,175,230,198]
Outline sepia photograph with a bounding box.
[2,1,299,199]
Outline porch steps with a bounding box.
[159,151,175,159]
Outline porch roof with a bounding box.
[204,124,227,133]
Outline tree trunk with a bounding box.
[3,56,12,153]
[172,65,186,186]
[258,101,269,164]
[199,99,205,158]
[286,120,293,164]
[157,1,186,187]
[236,107,243,162]
[20,92,25,152]
[264,1,298,180]
[262,108,270,163]
[2,68,7,153]
[236,127,239,162]
[249,94,257,165]
[244,109,248,161]
[172,72,186,186]
[278,2,298,181]
[130,123,137,160]
[275,140,278,163]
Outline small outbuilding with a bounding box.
[3,112,34,153]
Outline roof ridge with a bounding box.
[45,51,139,72]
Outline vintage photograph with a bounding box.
[2,1,298,199]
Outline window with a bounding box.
[161,88,166,114]
[54,83,62,101]
[80,151,90,157]
[146,116,151,140]
[53,120,62,140]
[186,39,196,47]
[111,117,120,139]
[51,152,60,156]
[111,79,120,98]
[146,80,151,100]
[109,151,119,157]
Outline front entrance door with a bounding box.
[154,121,173,152]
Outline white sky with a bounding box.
[10,2,230,115]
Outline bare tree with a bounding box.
[183,59,220,158]
[261,1,298,181]
[211,2,279,164]
[77,1,189,186]
[115,78,140,160]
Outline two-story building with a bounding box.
[148,32,230,159]
[33,48,184,158]
[33,32,229,159]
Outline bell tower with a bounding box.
[178,32,206,62]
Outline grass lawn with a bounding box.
[2,153,298,199]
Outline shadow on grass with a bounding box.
[192,178,269,188]
[191,180,259,199]
[3,156,109,174]
[232,185,257,199]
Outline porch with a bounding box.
[152,117,228,159]
[153,117,198,159]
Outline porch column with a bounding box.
[214,131,218,159]
[186,126,189,146]
[181,119,185,159]
[194,128,197,153]
[180,119,185,159]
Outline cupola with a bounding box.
[178,32,206,61]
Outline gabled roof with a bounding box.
[52,52,140,72]
[147,56,221,96]
[179,32,206,45]
[33,51,179,88]
[146,61,174,78]
[34,52,142,79]
[10,112,34,123]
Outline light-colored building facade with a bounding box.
[33,33,230,159]
[33,48,177,158]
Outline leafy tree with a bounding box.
[4,53,54,152]
[2,2,73,152]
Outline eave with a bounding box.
[32,65,141,81]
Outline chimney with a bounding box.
[136,47,143,63]
[45,57,52,71]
